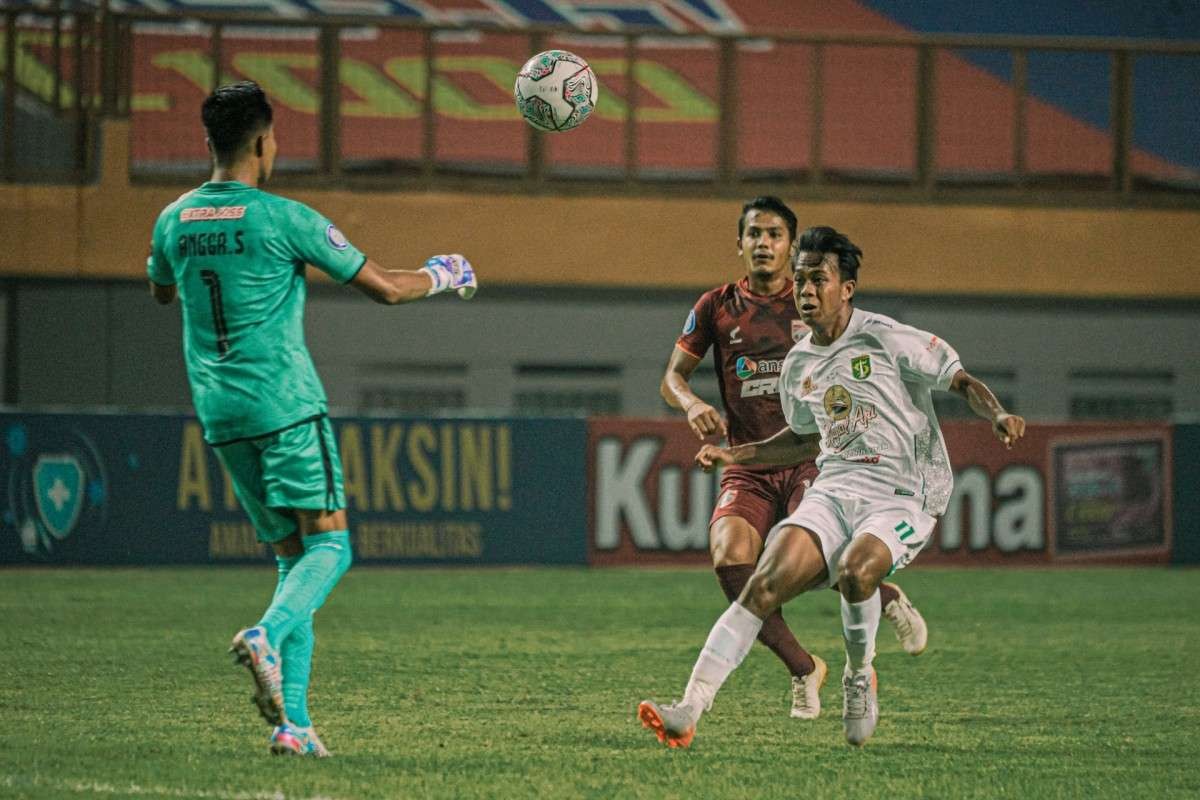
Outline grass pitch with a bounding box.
[1,566,1197,799]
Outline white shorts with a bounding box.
[767,486,937,589]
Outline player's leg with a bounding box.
[711,515,825,719]
[711,477,822,714]
[781,465,928,655]
[639,493,843,747]
[836,505,937,746]
[216,442,298,729]
[249,418,352,755]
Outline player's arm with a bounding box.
[949,369,1026,449]
[695,426,819,472]
[350,254,477,305]
[661,346,727,440]
[149,281,176,305]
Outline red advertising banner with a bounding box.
[588,419,1173,567]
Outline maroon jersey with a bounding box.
[676,277,808,451]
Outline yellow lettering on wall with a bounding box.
[152,50,237,96]
[339,423,368,511]
[441,424,456,512]
[177,421,212,511]
[220,461,240,511]
[371,424,405,511]
[208,521,266,559]
[232,53,319,113]
[496,424,512,511]
[341,57,421,118]
[407,423,437,512]
[459,425,493,512]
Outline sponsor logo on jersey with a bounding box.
[736,356,784,380]
[791,320,807,342]
[926,335,941,352]
[718,489,737,508]
[851,355,872,380]
[682,309,697,335]
[740,377,779,397]
[823,384,852,420]
[326,223,349,250]
[181,206,246,222]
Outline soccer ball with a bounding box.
[514,50,599,132]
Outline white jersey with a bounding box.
[779,308,961,515]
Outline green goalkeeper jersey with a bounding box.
[147,181,367,444]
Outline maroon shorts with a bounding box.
[710,463,820,537]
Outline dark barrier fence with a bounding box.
[1173,423,1200,565]
[2,411,1193,567]
[0,412,587,565]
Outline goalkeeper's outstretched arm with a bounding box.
[351,254,477,305]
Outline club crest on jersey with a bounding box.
[802,376,814,395]
[791,320,808,342]
[823,385,852,420]
[718,489,737,508]
[851,355,872,380]
[325,224,349,251]
[682,309,696,335]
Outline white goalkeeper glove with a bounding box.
[420,254,477,299]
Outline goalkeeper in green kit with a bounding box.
[146,81,477,757]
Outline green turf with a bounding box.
[1,566,1197,799]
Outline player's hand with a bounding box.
[421,254,477,299]
[695,443,735,472]
[685,401,727,440]
[993,413,1025,449]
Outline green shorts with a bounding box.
[213,415,345,543]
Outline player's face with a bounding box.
[737,210,793,280]
[793,252,853,327]
[258,125,278,182]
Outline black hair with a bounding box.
[795,225,863,282]
[737,196,798,242]
[201,81,273,165]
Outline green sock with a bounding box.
[271,553,314,729]
[281,615,314,728]
[258,530,352,649]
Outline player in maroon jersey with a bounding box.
[660,197,927,720]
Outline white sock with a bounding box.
[681,602,764,718]
[841,589,881,675]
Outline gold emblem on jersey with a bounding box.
[823,384,852,420]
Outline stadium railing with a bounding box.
[2,4,1199,204]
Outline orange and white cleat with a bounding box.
[638,700,697,749]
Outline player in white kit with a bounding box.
[638,226,1025,748]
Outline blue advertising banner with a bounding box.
[0,413,587,566]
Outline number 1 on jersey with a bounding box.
[200,269,231,356]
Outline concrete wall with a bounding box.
[1,122,1200,299]
[9,278,1199,422]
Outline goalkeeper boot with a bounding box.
[842,667,879,747]
[789,654,828,720]
[637,700,697,749]
[229,626,286,726]
[270,723,331,757]
[881,582,928,655]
